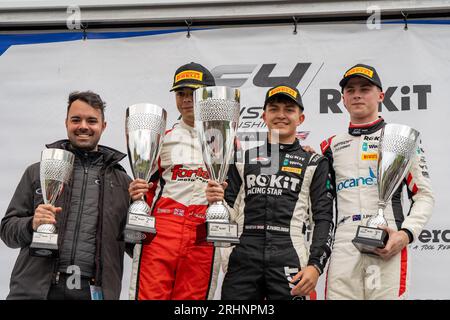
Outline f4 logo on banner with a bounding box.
[211,63,311,88]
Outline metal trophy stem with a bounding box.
[366,207,388,228]
[194,86,241,246]
[352,124,420,254]
[124,103,166,243]
[30,148,74,258]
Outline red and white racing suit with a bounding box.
[129,120,219,300]
[321,118,434,299]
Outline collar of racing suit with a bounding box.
[348,117,385,136]
[178,118,196,132]
[265,138,301,154]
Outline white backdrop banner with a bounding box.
[0,21,449,299]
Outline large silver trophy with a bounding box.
[352,124,420,254]
[194,86,240,246]
[30,149,74,258]
[124,103,166,243]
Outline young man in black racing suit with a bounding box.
[206,84,334,300]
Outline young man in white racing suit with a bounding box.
[321,64,434,299]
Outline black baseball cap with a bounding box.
[170,62,215,92]
[263,84,304,110]
[339,64,382,92]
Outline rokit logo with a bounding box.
[411,229,450,251]
[320,85,431,113]
[246,174,300,196]
[171,165,209,181]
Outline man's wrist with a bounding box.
[308,264,322,275]
[28,220,33,233]
[399,228,414,244]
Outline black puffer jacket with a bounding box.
[57,149,103,278]
[0,140,132,300]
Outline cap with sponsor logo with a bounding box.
[263,84,304,110]
[170,62,216,92]
[339,64,382,92]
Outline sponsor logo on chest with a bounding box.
[171,165,209,181]
[362,141,378,152]
[281,167,302,174]
[334,139,352,152]
[246,174,300,196]
[282,158,304,168]
[337,167,377,192]
[285,154,305,161]
[361,136,379,160]
[361,153,378,161]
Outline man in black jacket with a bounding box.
[1,91,132,300]
[206,84,334,300]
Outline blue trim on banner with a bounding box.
[0,20,447,56]
[0,28,207,56]
[383,19,450,25]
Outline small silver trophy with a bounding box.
[194,86,240,247]
[352,123,420,254]
[30,148,74,258]
[124,103,166,243]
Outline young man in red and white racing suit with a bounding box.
[128,62,220,300]
[321,64,434,299]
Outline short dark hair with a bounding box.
[67,91,106,120]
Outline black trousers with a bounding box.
[47,273,92,300]
[221,234,304,300]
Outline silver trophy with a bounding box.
[124,103,166,243]
[30,149,74,258]
[194,86,240,246]
[352,123,420,254]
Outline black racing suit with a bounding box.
[221,139,334,300]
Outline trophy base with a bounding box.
[197,221,240,247]
[352,225,389,255]
[126,213,156,234]
[30,232,59,258]
[123,229,152,244]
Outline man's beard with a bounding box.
[69,135,99,151]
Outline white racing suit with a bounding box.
[321,117,434,299]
